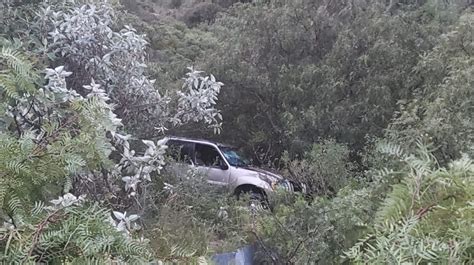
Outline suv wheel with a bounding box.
[235,188,268,211]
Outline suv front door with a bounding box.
[194,143,230,186]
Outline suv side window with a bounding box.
[194,143,224,167]
[167,140,194,165]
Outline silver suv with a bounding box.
[163,136,306,200]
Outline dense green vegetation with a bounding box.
[0,0,472,264]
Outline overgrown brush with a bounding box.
[346,143,474,263]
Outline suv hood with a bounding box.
[232,166,284,183]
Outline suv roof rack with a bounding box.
[165,136,234,148]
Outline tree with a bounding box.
[0,44,150,263]
[387,11,473,163]
[0,0,224,262]
[198,0,469,166]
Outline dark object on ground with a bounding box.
[212,244,256,265]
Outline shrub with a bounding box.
[281,139,356,196]
[140,168,255,261]
[0,1,224,263]
[1,195,151,263]
[169,0,182,9]
[345,144,474,263]
[387,11,474,163]
[183,3,223,27]
[252,187,378,264]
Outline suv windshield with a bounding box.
[219,146,249,167]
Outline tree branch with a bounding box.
[26,208,63,259]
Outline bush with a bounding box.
[0,1,224,263]
[169,0,182,9]
[182,2,223,27]
[251,188,378,264]
[1,196,151,263]
[282,139,356,196]
[213,0,252,8]
[141,168,254,260]
[346,144,474,263]
[387,11,474,163]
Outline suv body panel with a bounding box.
[163,136,292,194]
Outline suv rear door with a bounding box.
[166,139,195,176]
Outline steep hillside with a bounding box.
[120,0,250,25]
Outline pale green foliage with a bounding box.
[0,1,224,262]
[345,217,446,264]
[0,46,146,263]
[44,2,160,128]
[1,0,224,201]
[42,1,223,136]
[176,67,223,134]
[1,194,151,264]
[0,46,38,102]
[345,144,474,263]
[0,47,117,211]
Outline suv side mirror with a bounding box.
[219,159,229,170]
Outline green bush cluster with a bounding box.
[281,139,356,195]
[198,0,472,165]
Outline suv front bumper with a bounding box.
[273,179,308,194]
